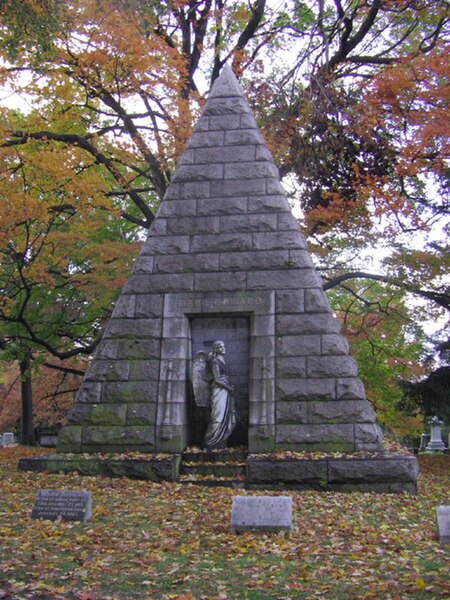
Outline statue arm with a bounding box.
[211,358,232,392]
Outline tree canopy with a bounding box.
[0,0,449,436]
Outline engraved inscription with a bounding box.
[32,489,92,522]
[165,291,274,317]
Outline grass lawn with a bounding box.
[0,446,449,599]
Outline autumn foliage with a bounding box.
[0,0,448,436]
[0,446,450,599]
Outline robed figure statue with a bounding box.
[192,340,236,450]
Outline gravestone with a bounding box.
[0,434,3,446]
[3,432,14,446]
[436,506,450,544]
[31,489,92,522]
[419,433,428,452]
[230,495,292,532]
[426,417,447,451]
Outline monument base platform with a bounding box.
[246,453,419,493]
[18,453,181,482]
[18,451,419,493]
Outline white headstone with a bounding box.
[3,432,15,445]
[436,506,450,544]
[230,496,292,532]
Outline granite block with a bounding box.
[308,400,376,424]
[210,179,266,197]
[276,290,305,313]
[321,334,349,355]
[253,231,306,251]
[128,359,161,381]
[248,195,290,213]
[68,403,127,426]
[75,382,103,404]
[134,295,164,319]
[276,356,307,378]
[219,250,288,271]
[248,269,315,290]
[111,295,136,319]
[203,96,248,115]
[337,378,367,400]
[143,235,190,254]
[102,381,158,404]
[328,456,419,483]
[81,426,156,448]
[187,130,225,148]
[154,253,219,274]
[276,314,341,335]
[208,115,241,130]
[130,256,155,273]
[127,403,157,426]
[354,423,384,450]
[84,360,130,382]
[166,216,220,235]
[191,232,253,253]
[194,271,247,292]
[276,378,336,401]
[124,273,194,294]
[103,318,162,338]
[197,196,247,215]
[224,161,279,179]
[305,288,332,312]
[195,145,255,163]
[276,401,308,424]
[157,199,197,218]
[219,213,278,233]
[277,424,354,450]
[225,129,264,146]
[307,356,358,378]
[276,335,322,357]
[173,164,224,182]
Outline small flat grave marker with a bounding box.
[31,489,92,523]
[230,495,292,533]
[436,506,450,544]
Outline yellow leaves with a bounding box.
[0,451,449,600]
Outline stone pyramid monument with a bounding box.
[57,65,386,457]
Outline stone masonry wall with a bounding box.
[58,65,383,454]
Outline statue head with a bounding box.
[212,340,226,355]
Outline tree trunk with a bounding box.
[20,353,35,445]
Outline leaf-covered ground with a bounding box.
[0,447,449,600]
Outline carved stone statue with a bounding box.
[192,340,236,450]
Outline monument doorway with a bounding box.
[189,316,250,448]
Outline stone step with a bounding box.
[181,449,248,463]
[179,462,246,477]
[178,473,246,488]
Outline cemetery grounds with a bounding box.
[0,446,449,600]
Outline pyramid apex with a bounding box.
[209,63,244,99]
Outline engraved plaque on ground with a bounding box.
[230,496,293,533]
[31,489,92,522]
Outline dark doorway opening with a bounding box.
[188,316,249,448]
